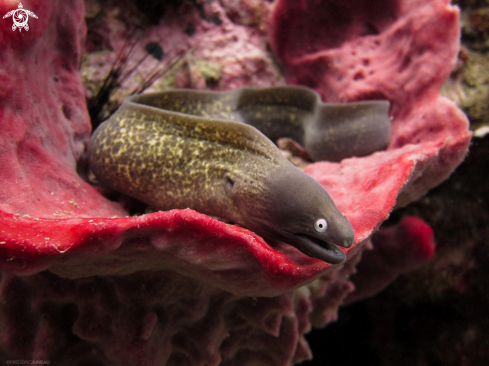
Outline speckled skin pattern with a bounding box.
[88,86,386,263]
[88,91,283,225]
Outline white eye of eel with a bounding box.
[314,218,328,233]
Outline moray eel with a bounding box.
[88,86,390,264]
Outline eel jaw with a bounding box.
[292,234,347,264]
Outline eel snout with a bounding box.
[293,229,354,264]
[293,235,346,264]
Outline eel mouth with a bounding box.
[293,234,347,264]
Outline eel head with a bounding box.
[230,165,355,265]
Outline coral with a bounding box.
[346,216,436,303]
[441,48,489,129]
[270,0,470,206]
[0,0,470,364]
[0,261,357,365]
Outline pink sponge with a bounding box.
[0,0,470,364]
[346,216,436,303]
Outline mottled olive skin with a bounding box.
[88,87,389,264]
[89,99,278,227]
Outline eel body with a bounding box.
[88,86,390,264]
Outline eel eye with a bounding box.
[314,218,328,233]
